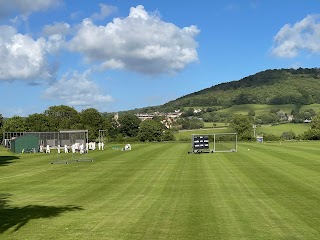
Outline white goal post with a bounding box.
[189,133,237,153]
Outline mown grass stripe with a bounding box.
[1,142,320,239]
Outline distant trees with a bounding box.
[302,116,320,140]
[176,117,204,130]
[118,114,141,138]
[44,105,80,131]
[25,113,50,132]
[281,131,295,140]
[79,108,105,140]
[138,119,163,142]
[230,115,253,140]
[3,116,27,132]
[0,106,175,143]
[158,68,320,109]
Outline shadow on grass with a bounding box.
[0,194,83,233]
[0,156,20,167]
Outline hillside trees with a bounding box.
[159,68,320,110]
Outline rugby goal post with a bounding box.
[189,133,237,153]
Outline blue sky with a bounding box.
[1,0,320,117]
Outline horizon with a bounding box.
[1,0,320,117]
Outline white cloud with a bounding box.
[43,70,114,107]
[45,34,66,54]
[91,4,117,21]
[0,25,52,81]
[0,0,61,19]
[42,22,70,53]
[42,22,71,37]
[68,5,200,75]
[272,15,320,58]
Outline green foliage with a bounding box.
[302,116,320,140]
[263,134,281,141]
[255,112,280,124]
[248,109,255,117]
[302,129,320,140]
[3,116,27,132]
[162,130,175,141]
[281,130,296,140]
[161,68,320,110]
[44,105,80,131]
[79,108,104,140]
[310,116,320,129]
[25,113,50,132]
[0,114,3,143]
[138,119,163,142]
[118,114,141,138]
[181,108,194,117]
[177,117,204,130]
[230,114,254,140]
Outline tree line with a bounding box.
[0,105,175,143]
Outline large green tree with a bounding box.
[118,114,141,138]
[138,119,163,142]
[25,113,50,132]
[230,114,254,140]
[44,105,80,131]
[79,108,104,140]
[302,116,320,140]
[3,116,27,132]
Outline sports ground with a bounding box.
[0,141,320,239]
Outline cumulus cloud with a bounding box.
[42,22,71,37]
[272,15,320,58]
[0,0,61,19]
[0,25,52,81]
[42,22,70,53]
[42,70,114,107]
[68,5,200,75]
[91,4,117,21]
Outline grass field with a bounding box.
[1,142,320,239]
[175,123,309,140]
[299,104,320,115]
[217,104,295,115]
[257,123,310,136]
[175,128,234,141]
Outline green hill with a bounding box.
[161,68,320,110]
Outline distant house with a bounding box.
[135,113,155,121]
[287,115,294,122]
[135,110,182,128]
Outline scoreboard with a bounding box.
[192,135,209,150]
